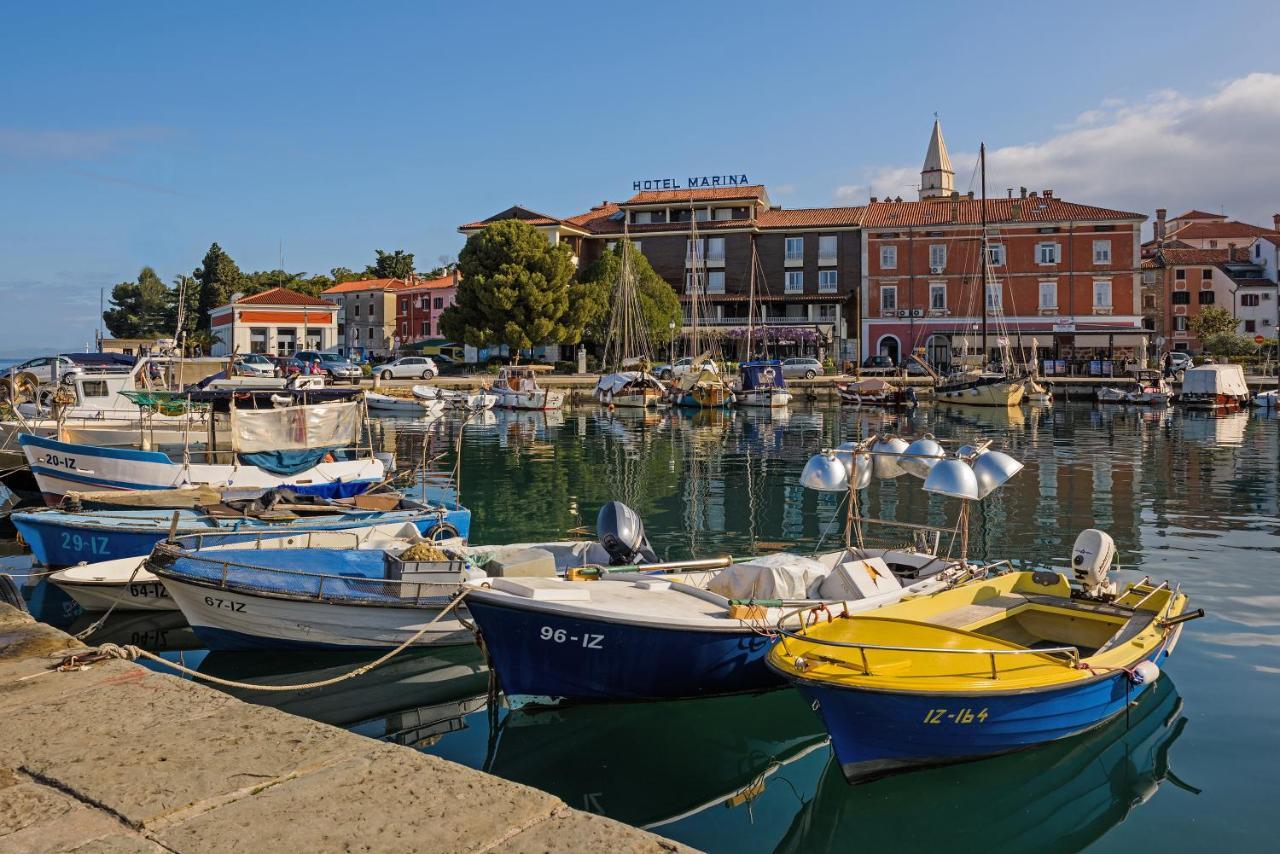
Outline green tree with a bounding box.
[330,266,365,284]
[440,219,577,353]
[102,267,174,338]
[365,249,415,279]
[171,273,201,341]
[572,242,682,347]
[1188,306,1238,341]
[193,243,244,334]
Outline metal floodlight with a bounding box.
[900,436,945,479]
[923,458,980,500]
[850,450,873,490]
[800,452,849,492]
[972,450,1025,499]
[872,436,910,478]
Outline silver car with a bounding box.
[375,356,439,381]
[234,353,278,378]
[781,357,824,379]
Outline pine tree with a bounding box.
[193,243,244,334]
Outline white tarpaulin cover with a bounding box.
[817,556,902,600]
[707,553,830,600]
[595,372,662,395]
[230,400,362,453]
[1182,364,1249,397]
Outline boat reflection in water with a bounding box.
[483,688,828,830]
[199,646,490,745]
[70,609,200,652]
[778,676,1193,854]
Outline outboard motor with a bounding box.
[596,501,658,566]
[1072,529,1117,599]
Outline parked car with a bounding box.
[269,355,302,377]
[294,350,362,383]
[9,355,82,383]
[900,358,933,377]
[654,357,720,380]
[780,357,824,380]
[373,355,438,381]
[234,353,278,378]
[860,355,896,375]
[431,353,470,376]
[1166,351,1193,378]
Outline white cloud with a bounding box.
[836,73,1280,233]
[0,127,170,160]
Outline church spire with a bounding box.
[920,117,954,200]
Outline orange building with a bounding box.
[209,288,338,357]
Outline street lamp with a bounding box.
[668,319,676,361]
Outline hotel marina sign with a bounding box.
[632,174,750,192]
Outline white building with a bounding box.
[209,288,339,357]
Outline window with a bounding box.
[713,207,733,221]
[818,235,838,262]
[706,271,725,294]
[420,320,430,336]
[880,245,897,269]
[632,240,642,254]
[1174,316,1188,332]
[354,304,360,317]
[1039,281,1057,309]
[1245,320,1257,333]
[880,285,897,311]
[818,270,838,292]
[986,244,1005,266]
[1143,294,1156,310]
[434,297,444,309]
[1171,291,1191,305]
[1201,268,1213,282]
[985,281,1001,311]
[1093,280,1112,308]
[81,380,108,399]
[1037,243,1060,264]
[785,271,804,293]
[694,208,710,222]
[1175,269,1186,281]
[816,304,837,321]
[929,244,946,269]
[1093,240,1112,264]
[785,237,804,263]
[1142,270,1156,284]
[686,238,704,263]
[249,328,268,354]
[1255,243,1261,259]
[605,241,617,252]
[706,237,725,263]
[1198,291,1214,305]
[930,282,946,310]
[1242,293,1260,307]
[633,211,652,224]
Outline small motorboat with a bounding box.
[767,529,1201,783]
[1095,385,1131,404]
[1021,376,1053,404]
[19,487,469,568]
[1251,389,1278,409]
[493,366,565,411]
[594,371,665,408]
[733,360,792,409]
[412,385,498,411]
[1179,364,1250,409]
[365,391,446,416]
[462,502,963,703]
[837,378,916,407]
[1128,371,1174,406]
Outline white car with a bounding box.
[655,357,719,381]
[375,356,438,381]
[234,353,278,378]
[8,356,81,383]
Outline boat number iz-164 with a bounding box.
[922,707,989,725]
[539,627,604,648]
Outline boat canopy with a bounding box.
[595,372,662,395]
[739,360,787,390]
[1182,364,1248,397]
[848,378,893,393]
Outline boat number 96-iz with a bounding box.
[539,626,603,648]
[923,707,989,725]
[203,596,245,612]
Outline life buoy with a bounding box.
[429,522,461,541]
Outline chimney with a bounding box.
[1273,213,1280,231]
[1043,189,1053,199]
[870,196,878,203]
[895,196,903,203]
[1011,202,1022,221]
[1007,188,1013,199]
[1019,187,1028,199]
[1155,208,1167,242]
[967,191,975,200]
[950,191,960,221]
[1228,242,1238,261]
[1028,191,1038,198]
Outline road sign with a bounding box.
[1255,335,1266,344]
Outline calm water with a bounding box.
[7,402,1279,852]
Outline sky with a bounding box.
[2,0,1278,354]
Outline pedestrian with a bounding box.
[1160,352,1171,378]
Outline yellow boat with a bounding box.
[767,532,1200,782]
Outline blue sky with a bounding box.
[2,0,1278,353]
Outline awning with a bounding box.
[1073,333,1149,347]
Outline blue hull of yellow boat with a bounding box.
[784,642,1174,783]
[465,596,779,702]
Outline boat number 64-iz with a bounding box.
[203,596,245,612]
[539,626,604,648]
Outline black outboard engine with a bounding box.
[596,501,658,566]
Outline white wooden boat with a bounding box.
[1253,389,1278,408]
[734,361,792,408]
[935,372,1025,407]
[412,385,498,411]
[365,391,445,416]
[1179,364,1249,409]
[595,372,664,408]
[493,366,565,410]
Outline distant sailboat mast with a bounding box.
[980,141,989,371]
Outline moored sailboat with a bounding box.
[594,231,665,408]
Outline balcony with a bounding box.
[683,315,814,327]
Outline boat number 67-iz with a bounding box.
[539,627,604,649]
[203,596,245,612]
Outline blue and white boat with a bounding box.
[734,360,792,408]
[16,491,469,568]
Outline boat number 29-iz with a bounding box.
[539,627,604,648]
[923,707,989,725]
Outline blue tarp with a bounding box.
[238,447,339,476]
[739,360,786,391]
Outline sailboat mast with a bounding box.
[746,237,756,359]
[980,142,988,369]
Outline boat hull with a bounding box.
[465,595,778,701]
[735,389,792,408]
[673,385,734,409]
[55,574,178,612]
[161,575,475,650]
[935,377,1024,407]
[495,389,565,410]
[598,389,661,408]
[784,642,1173,783]
[14,507,470,568]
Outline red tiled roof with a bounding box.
[1141,257,1160,269]
[622,185,767,205]
[235,287,333,307]
[1169,209,1223,222]
[1229,277,1275,287]
[1157,248,1230,265]
[860,197,1144,228]
[397,275,457,292]
[458,205,568,231]
[1168,221,1280,240]
[757,207,866,228]
[563,202,621,234]
[322,278,413,295]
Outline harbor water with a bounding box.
[7,401,1278,852]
